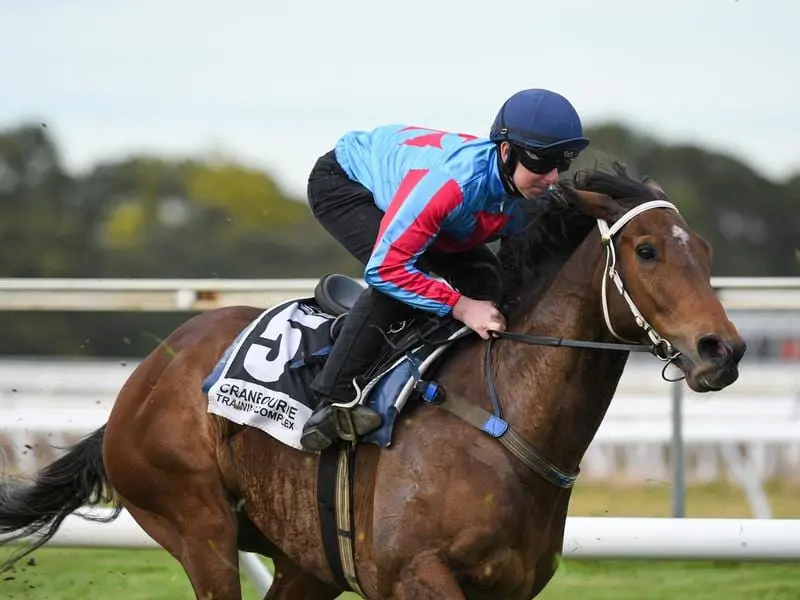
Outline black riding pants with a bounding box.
[307,150,500,402]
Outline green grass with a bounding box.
[1,549,196,600]
[2,549,799,600]
[1,482,799,599]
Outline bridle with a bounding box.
[598,198,681,361]
[491,195,683,369]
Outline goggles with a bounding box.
[515,146,578,174]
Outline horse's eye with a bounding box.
[636,243,657,261]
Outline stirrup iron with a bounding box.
[330,377,365,411]
[331,405,358,441]
[330,378,371,441]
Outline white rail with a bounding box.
[43,509,800,561]
[3,405,798,444]
[0,277,799,311]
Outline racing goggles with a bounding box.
[515,146,577,174]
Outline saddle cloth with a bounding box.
[203,296,465,451]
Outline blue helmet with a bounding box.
[490,89,590,158]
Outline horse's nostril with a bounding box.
[697,334,731,362]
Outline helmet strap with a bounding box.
[496,143,520,196]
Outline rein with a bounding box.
[489,330,656,354]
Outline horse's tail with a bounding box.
[0,425,120,572]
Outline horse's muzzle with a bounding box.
[683,334,747,392]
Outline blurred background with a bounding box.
[1,0,799,598]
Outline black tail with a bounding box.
[0,426,120,572]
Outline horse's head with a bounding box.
[560,168,746,392]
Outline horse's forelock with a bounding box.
[570,162,663,209]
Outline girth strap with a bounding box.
[420,384,579,489]
[317,443,366,596]
[334,443,364,596]
[317,447,348,589]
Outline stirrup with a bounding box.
[331,405,359,441]
[330,376,365,441]
[330,404,382,442]
[330,377,366,412]
[329,378,379,441]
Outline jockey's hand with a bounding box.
[452,296,506,340]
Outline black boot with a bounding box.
[300,287,412,452]
[299,403,384,452]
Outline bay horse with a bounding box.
[0,165,745,599]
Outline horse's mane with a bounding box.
[499,162,663,306]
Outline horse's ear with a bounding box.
[563,188,623,222]
[641,175,668,200]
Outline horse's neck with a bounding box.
[496,230,630,473]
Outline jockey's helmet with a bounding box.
[490,89,590,161]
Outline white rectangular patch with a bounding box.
[206,299,332,450]
[207,378,313,450]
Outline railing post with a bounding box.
[671,379,685,517]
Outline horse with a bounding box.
[0,164,745,599]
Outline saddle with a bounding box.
[313,273,362,312]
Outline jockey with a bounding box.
[300,88,590,452]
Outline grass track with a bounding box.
[2,481,798,599]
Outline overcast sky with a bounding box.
[2,0,798,197]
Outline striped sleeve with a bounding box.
[365,169,464,316]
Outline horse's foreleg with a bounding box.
[388,554,466,600]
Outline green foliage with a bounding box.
[0,125,85,277]
[0,123,361,356]
[103,200,147,248]
[185,161,308,228]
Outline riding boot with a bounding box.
[300,287,412,452]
